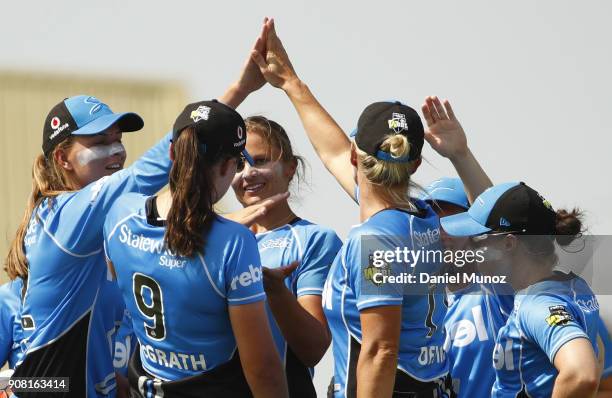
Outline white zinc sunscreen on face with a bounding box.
[76,142,126,166]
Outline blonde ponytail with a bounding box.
[357,134,421,209]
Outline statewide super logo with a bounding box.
[546,305,573,327]
[388,112,408,133]
[191,105,211,122]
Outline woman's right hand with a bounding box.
[224,192,289,227]
[421,96,469,161]
[251,18,300,92]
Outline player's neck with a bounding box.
[250,201,296,234]
[510,256,553,291]
[358,180,396,222]
[155,190,173,219]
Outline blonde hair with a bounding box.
[4,138,77,280]
[357,134,421,209]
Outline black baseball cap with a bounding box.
[350,101,424,163]
[441,182,557,237]
[42,95,143,156]
[172,100,254,165]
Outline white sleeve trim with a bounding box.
[549,331,589,363]
[227,291,267,302]
[357,297,403,308]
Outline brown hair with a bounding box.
[356,134,421,209]
[520,208,584,259]
[244,116,306,186]
[165,127,226,257]
[4,138,77,280]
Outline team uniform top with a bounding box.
[256,219,341,385]
[103,193,266,381]
[598,316,612,379]
[443,281,514,398]
[15,133,172,398]
[492,272,600,397]
[0,278,24,368]
[323,201,449,398]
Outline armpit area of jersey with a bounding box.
[12,310,89,397]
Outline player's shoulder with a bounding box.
[108,192,147,217]
[0,281,20,312]
[291,218,341,243]
[212,215,257,242]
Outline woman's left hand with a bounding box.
[263,261,299,295]
[233,18,271,95]
[422,96,468,160]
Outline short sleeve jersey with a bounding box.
[103,193,266,381]
[15,132,172,398]
[491,273,600,397]
[443,281,514,397]
[323,202,449,398]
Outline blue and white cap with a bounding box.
[422,177,469,210]
[42,95,143,156]
[440,182,557,237]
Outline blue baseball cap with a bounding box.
[422,177,469,210]
[42,95,143,156]
[440,182,557,237]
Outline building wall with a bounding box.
[0,71,186,283]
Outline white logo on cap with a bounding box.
[388,112,408,133]
[50,117,61,129]
[84,96,104,115]
[190,105,211,122]
[237,126,243,139]
[49,116,70,140]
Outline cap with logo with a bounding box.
[422,177,469,210]
[350,101,424,163]
[42,95,143,156]
[172,100,253,165]
[440,182,557,237]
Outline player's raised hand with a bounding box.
[262,261,300,295]
[251,18,299,91]
[422,96,468,160]
[224,191,290,227]
[234,17,271,95]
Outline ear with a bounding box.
[503,234,518,252]
[350,144,358,167]
[218,157,234,177]
[413,156,422,170]
[169,143,175,161]
[284,158,298,181]
[54,148,74,171]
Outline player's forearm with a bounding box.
[449,148,493,204]
[266,287,330,367]
[283,80,352,167]
[244,355,289,398]
[356,344,398,398]
[552,370,599,398]
[218,83,250,109]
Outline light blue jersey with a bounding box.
[103,193,266,381]
[15,132,172,398]
[323,202,449,398]
[0,278,24,368]
[113,309,136,377]
[492,273,600,397]
[443,281,513,397]
[599,316,612,379]
[256,218,341,392]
